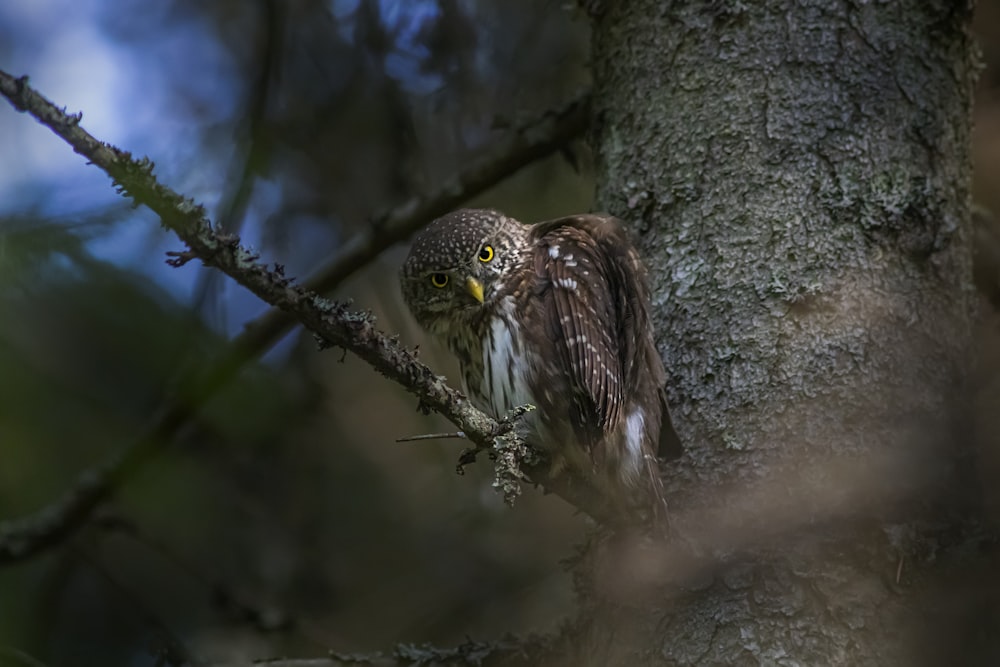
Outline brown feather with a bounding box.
[400,208,683,520]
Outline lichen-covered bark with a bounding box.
[569,0,985,664]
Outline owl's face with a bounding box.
[400,209,526,336]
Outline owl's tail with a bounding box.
[643,451,670,532]
[657,391,683,461]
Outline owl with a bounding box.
[399,208,680,517]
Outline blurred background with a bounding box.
[0,1,997,664]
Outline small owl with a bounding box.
[400,208,680,516]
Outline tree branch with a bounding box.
[218,637,532,667]
[0,70,605,564]
[301,93,590,294]
[75,546,205,667]
[191,0,284,320]
[0,647,50,667]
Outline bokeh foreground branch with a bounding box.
[0,70,606,565]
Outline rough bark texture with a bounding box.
[566,1,987,664]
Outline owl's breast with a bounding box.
[458,299,536,426]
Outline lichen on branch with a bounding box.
[0,69,611,522]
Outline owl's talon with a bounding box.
[456,447,480,474]
[491,403,536,437]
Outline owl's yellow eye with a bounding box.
[429,273,449,288]
[478,245,494,263]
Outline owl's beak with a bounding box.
[465,277,484,304]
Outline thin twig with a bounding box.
[75,547,205,667]
[396,432,468,442]
[0,647,50,667]
[0,70,606,565]
[92,512,329,645]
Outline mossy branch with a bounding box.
[0,70,613,561]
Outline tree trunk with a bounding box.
[553,1,987,664]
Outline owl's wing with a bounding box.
[527,215,645,442]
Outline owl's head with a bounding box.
[400,208,527,335]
